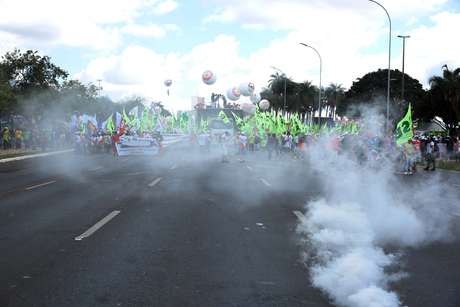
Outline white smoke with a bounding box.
[296,109,455,307]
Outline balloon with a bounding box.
[259,99,270,110]
[164,79,172,87]
[226,87,241,101]
[250,92,261,104]
[202,70,217,85]
[241,102,256,114]
[239,82,255,97]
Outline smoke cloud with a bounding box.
[296,107,456,307]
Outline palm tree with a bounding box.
[429,65,460,130]
[325,83,345,119]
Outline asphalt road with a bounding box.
[1,144,459,307]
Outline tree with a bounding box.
[428,65,460,131]
[2,49,68,93]
[266,73,318,114]
[0,63,16,116]
[0,49,69,118]
[340,69,426,119]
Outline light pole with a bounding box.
[299,43,322,125]
[270,66,287,112]
[368,0,392,132]
[397,35,410,102]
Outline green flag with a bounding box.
[122,108,131,127]
[218,110,230,124]
[396,104,413,145]
[105,114,115,133]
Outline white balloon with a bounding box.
[259,99,270,110]
[202,70,217,85]
[164,79,172,87]
[241,102,256,114]
[250,92,261,104]
[239,82,255,97]
[226,87,241,101]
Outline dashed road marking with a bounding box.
[247,166,253,171]
[25,180,57,191]
[148,177,162,187]
[260,178,271,187]
[293,210,306,221]
[126,171,145,176]
[75,210,121,241]
[170,164,177,170]
[89,166,103,172]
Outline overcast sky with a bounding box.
[1,0,459,111]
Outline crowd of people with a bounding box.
[190,129,460,174]
[401,135,460,174]
[1,125,70,152]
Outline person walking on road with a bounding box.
[267,133,277,160]
[424,137,436,171]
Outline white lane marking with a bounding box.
[25,180,57,191]
[74,210,120,241]
[170,164,177,170]
[260,178,271,187]
[247,166,253,171]
[293,210,306,222]
[148,177,162,187]
[126,171,145,176]
[89,166,103,172]
[0,149,74,163]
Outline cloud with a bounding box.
[74,0,459,111]
[0,0,175,50]
[121,23,180,39]
[404,11,460,85]
[152,0,179,15]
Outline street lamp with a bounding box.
[299,43,322,125]
[397,35,410,102]
[270,66,287,112]
[368,0,392,132]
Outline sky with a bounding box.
[0,0,459,112]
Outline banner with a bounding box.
[115,135,160,156]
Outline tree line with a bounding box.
[0,49,170,125]
[262,67,460,133]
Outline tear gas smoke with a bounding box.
[296,107,456,307]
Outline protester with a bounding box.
[403,140,415,174]
[267,133,277,160]
[2,127,11,150]
[221,132,230,162]
[424,137,436,171]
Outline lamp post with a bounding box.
[397,35,410,102]
[368,0,392,132]
[270,66,287,112]
[299,43,322,125]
